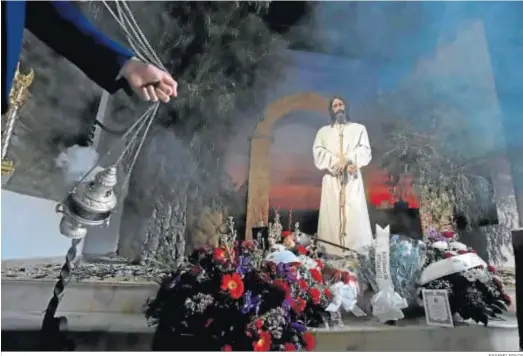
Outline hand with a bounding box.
[347,164,358,175]
[332,159,346,175]
[121,58,178,103]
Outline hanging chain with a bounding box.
[38,1,168,350]
[39,238,81,351]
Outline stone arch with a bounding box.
[245,92,329,239]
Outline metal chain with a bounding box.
[37,2,166,350]
[39,238,82,351]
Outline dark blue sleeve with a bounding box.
[24,1,135,94]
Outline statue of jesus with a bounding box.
[312,96,373,256]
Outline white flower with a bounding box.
[449,241,467,251]
[476,270,489,284]
[432,241,449,250]
[298,255,318,269]
[461,269,476,282]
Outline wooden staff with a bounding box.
[314,235,358,255]
[337,125,347,246]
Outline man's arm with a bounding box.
[313,128,338,175]
[24,1,134,94]
[349,125,372,169]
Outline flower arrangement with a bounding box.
[145,212,367,352]
[145,238,319,351]
[358,235,423,307]
[419,226,510,325]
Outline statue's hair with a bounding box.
[328,95,349,125]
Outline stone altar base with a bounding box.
[1,277,518,351]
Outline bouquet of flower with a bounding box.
[358,235,424,307]
[419,227,511,325]
[145,240,317,351]
[265,238,363,327]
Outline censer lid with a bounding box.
[69,166,118,214]
[94,166,117,187]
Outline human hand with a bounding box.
[121,58,178,103]
[347,164,358,175]
[332,159,346,175]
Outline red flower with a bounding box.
[253,330,272,351]
[309,268,323,283]
[296,245,307,255]
[274,279,291,297]
[242,240,255,249]
[214,248,226,262]
[284,343,296,351]
[488,265,497,274]
[443,252,454,259]
[503,293,512,306]
[315,259,324,269]
[221,273,245,299]
[343,272,357,285]
[289,266,298,278]
[254,319,264,329]
[324,288,332,299]
[309,287,321,304]
[302,332,316,351]
[442,231,455,238]
[222,345,233,351]
[292,297,307,314]
[282,230,291,238]
[298,279,309,291]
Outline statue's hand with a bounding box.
[347,164,358,175]
[332,160,346,175]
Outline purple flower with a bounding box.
[276,263,297,282]
[236,255,252,276]
[426,226,445,242]
[281,298,292,311]
[291,321,307,332]
[240,290,261,315]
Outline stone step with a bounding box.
[1,279,518,351]
[1,314,518,351]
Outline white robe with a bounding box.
[312,122,373,256]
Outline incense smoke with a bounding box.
[55,144,101,189]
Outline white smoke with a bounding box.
[55,145,102,187]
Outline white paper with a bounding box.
[375,225,392,291]
[422,289,454,328]
[371,224,407,322]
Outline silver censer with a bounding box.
[56,166,118,239]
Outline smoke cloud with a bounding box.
[55,144,101,188]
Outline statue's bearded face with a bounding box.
[331,98,347,123]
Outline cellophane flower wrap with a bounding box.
[358,235,424,307]
[145,240,318,351]
[268,240,362,327]
[419,227,511,325]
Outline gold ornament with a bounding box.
[1,63,34,178]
